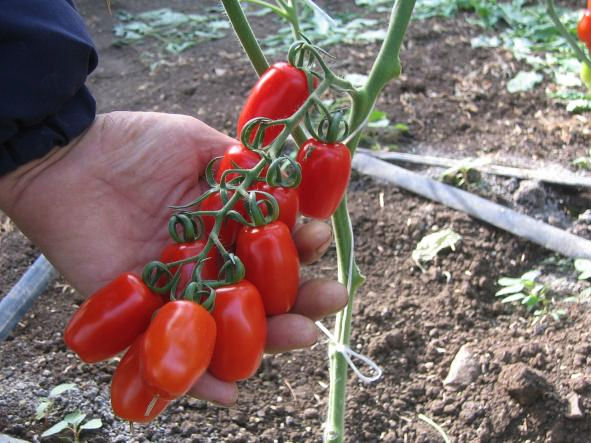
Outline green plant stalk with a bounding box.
[221,0,269,75]
[325,1,415,442]
[545,0,591,67]
[284,0,302,41]
[222,0,415,441]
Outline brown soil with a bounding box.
[1,1,590,442]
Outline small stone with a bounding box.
[230,410,248,426]
[443,403,458,415]
[476,418,492,443]
[574,354,586,367]
[302,408,318,419]
[430,400,445,415]
[566,392,584,420]
[499,363,547,406]
[443,345,480,390]
[459,401,483,424]
[382,430,398,443]
[571,375,591,393]
[368,330,404,358]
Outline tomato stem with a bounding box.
[325,1,415,442]
[545,0,591,68]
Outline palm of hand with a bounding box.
[7,112,235,296]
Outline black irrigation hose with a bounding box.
[353,153,591,260]
[0,255,57,342]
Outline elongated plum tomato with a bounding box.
[140,300,216,399]
[208,280,267,381]
[296,139,351,220]
[237,62,314,146]
[64,273,164,363]
[216,144,267,183]
[236,221,300,315]
[111,334,170,422]
[200,192,242,247]
[159,239,219,292]
[254,182,299,231]
[578,11,591,45]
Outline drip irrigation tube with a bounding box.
[0,255,58,342]
[353,153,591,260]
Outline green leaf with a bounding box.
[566,99,591,113]
[495,284,524,296]
[412,228,462,266]
[497,277,523,286]
[80,419,103,430]
[521,269,541,282]
[507,71,543,93]
[575,259,591,280]
[470,35,500,48]
[356,29,388,42]
[393,123,409,132]
[522,294,540,308]
[49,383,77,398]
[35,400,52,420]
[41,420,70,437]
[64,411,86,426]
[500,293,526,303]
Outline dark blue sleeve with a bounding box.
[0,0,98,176]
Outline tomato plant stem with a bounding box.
[220,0,269,76]
[223,0,416,441]
[325,2,415,442]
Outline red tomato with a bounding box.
[216,144,266,183]
[579,11,591,45]
[140,300,216,399]
[159,240,219,291]
[237,62,313,146]
[200,192,242,247]
[236,221,299,315]
[111,335,170,422]
[254,182,299,231]
[208,281,267,381]
[296,139,351,219]
[64,273,164,363]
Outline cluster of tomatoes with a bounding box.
[63,61,352,423]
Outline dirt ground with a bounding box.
[1,0,591,442]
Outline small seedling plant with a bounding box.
[41,410,102,442]
[35,383,77,423]
[495,269,565,322]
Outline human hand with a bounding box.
[0,111,347,405]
